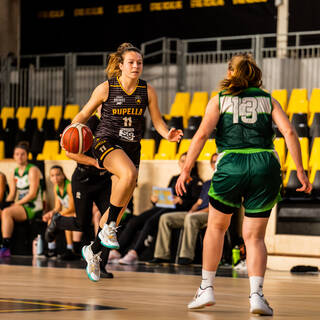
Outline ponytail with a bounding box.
[220,53,262,95]
[106,42,143,79]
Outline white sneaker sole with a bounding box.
[188,301,215,310]
[250,307,273,316]
[98,233,120,249]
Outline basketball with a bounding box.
[61,123,93,154]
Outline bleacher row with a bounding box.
[0,88,320,166]
[0,105,80,160]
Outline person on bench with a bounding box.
[0,141,43,258]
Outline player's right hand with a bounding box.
[296,170,312,193]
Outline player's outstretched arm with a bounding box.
[176,95,219,196]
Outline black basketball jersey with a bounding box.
[95,77,148,143]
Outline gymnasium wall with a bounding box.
[20,0,276,54]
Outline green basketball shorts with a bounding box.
[208,149,282,217]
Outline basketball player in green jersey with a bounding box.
[176,53,312,315]
[0,142,43,257]
[43,165,81,259]
[72,43,183,282]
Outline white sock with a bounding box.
[249,276,264,295]
[67,244,73,250]
[48,242,56,250]
[200,269,216,289]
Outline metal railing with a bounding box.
[2,31,320,112]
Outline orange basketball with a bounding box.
[61,123,93,154]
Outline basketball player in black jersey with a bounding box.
[45,108,114,277]
[72,43,183,282]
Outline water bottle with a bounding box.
[36,234,44,256]
[232,245,240,266]
[32,237,38,256]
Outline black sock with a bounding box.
[91,227,103,254]
[100,247,110,270]
[73,241,81,254]
[3,238,11,249]
[107,204,123,224]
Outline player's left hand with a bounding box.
[167,127,183,142]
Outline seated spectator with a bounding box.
[0,171,9,209]
[0,142,43,258]
[42,165,82,260]
[149,153,218,266]
[108,152,203,265]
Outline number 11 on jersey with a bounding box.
[123,116,132,127]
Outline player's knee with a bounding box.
[242,229,264,242]
[121,167,138,184]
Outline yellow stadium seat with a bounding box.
[47,105,62,130]
[37,140,60,160]
[284,137,309,171]
[168,92,191,127]
[140,139,155,160]
[308,88,320,126]
[210,90,218,99]
[0,141,4,159]
[188,92,209,119]
[309,137,320,170]
[64,104,80,121]
[287,100,308,118]
[0,106,14,128]
[55,149,70,160]
[31,106,47,130]
[271,89,288,111]
[176,139,191,159]
[198,139,216,160]
[287,88,308,115]
[16,106,31,129]
[170,92,190,115]
[273,138,286,170]
[154,139,177,160]
[309,161,320,184]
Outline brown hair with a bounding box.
[106,43,143,79]
[14,141,30,154]
[50,165,66,180]
[219,53,262,95]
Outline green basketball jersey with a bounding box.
[56,179,70,210]
[216,87,275,152]
[14,163,43,212]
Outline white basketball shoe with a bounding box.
[250,292,273,316]
[99,221,120,249]
[188,286,215,309]
[81,243,101,282]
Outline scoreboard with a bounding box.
[21,0,276,54]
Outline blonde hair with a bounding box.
[106,43,143,79]
[220,53,262,95]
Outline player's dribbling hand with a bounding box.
[167,127,183,142]
[175,170,191,196]
[296,170,312,193]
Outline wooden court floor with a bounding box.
[0,264,319,319]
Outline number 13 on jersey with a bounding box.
[232,97,258,124]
